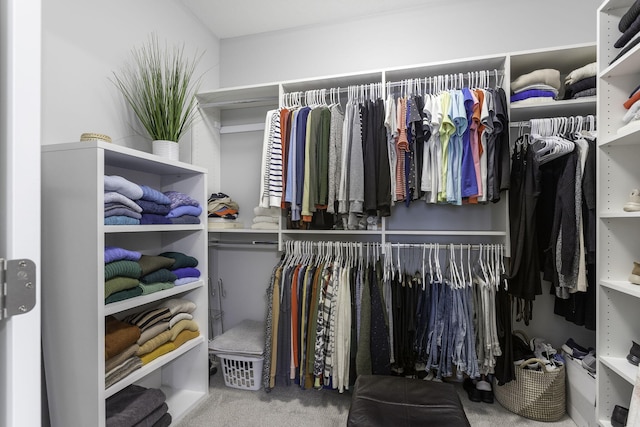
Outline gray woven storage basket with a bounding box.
[493,331,566,422]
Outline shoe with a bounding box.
[562,338,589,359]
[531,337,558,370]
[627,341,640,366]
[475,379,494,404]
[582,352,596,374]
[630,261,640,285]
[612,404,629,427]
[623,189,640,212]
[463,378,482,402]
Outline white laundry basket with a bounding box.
[210,319,265,391]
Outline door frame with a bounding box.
[0,0,42,426]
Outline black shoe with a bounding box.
[476,379,494,404]
[627,341,640,366]
[463,378,482,402]
[612,405,629,427]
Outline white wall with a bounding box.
[220,0,601,87]
[42,0,221,162]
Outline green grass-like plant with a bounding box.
[111,34,203,143]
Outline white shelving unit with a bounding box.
[597,0,640,425]
[41,141,209,427]
[198,43,597,335]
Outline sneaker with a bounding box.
[627,341,640,366]
[623,189,640,212]
[630,261,640,285]
[561,338,589,359]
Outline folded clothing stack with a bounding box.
[104,176,144,225]
[563,62,597,100]
[104,247,200,304]
[207,192,239,219]
[103,175,202,225]
[611,0,640,65]
[164,191,202,224]
[251,206,279,230]
[106,384,171,427]
[510,69,561,105]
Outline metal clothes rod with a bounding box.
[209,240,278,246]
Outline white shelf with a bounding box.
[281,229,381,235]
[208,228,278,234]
[599,211,640,218]
[600,41,640,79]
[599,124,640,147]
[104,280,204,316]
[600,280,640,298]
[510,98,596,121]
[105,336,205,398]
[600,356,637,384]
[105,224,205,233]
[385,230,507,237]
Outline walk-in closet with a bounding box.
[6,0,638,426]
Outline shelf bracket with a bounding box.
[0,258,36,320]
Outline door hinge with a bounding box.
[0,258,36,320]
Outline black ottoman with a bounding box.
[347,375,471,427]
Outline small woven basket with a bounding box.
[493,331,566,422]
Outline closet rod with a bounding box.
[509,115,597,128]
[284,242,503,251]
[209,240,278,246]
[387,243,503,251]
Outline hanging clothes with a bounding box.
[263,242,512,392]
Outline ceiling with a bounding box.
[180,0,452,39]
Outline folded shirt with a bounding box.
[174,277,200,286]
[164,191,200,209]
[104,192,142,212]
[170,215,200,224]
[159,251,198,269]
[620,0,640,33]
[105,260,142,281]
[140,269,177,285]
[136,200,171,215]
[137,255,175,276]
[511,69,561,93]
[140,213,172,225]
[564,62,597,86]
[104,175,143,200]
[510,89,556,103]
[564,76,596,100]
[172,267,201,279]
[513,84,559,96]
[105,246,142,264]
[573,88,597,99]
[105,277,140,299]
[616,13,640,49]
[167,204,202,218]
[139,185,172,205]
[104,207,142,220]
[105,216,140,226]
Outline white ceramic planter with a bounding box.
[152,139,179,161]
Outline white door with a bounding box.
[0,1,42,426]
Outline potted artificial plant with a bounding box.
[111,33,203,161]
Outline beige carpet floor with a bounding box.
[175,370,578,427]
